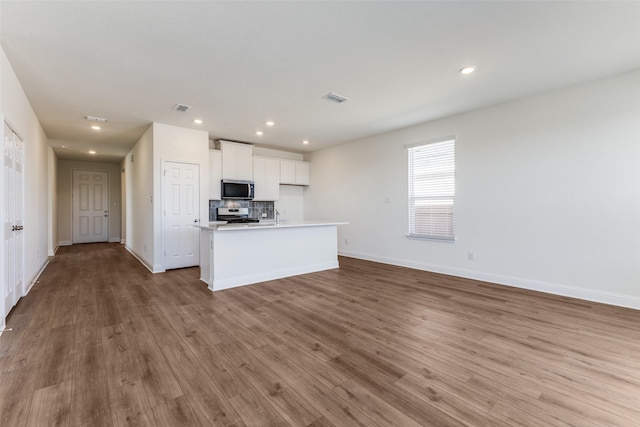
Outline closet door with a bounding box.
[2,120,24,322]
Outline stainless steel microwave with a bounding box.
[221,180,254,200]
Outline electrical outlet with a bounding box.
[345,238,349,245]
[467,252,474,261]
[384,196,391,204]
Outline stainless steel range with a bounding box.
[216,207,260,224]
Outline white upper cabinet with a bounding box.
[253,156,280,201]
[280,160,310,186]
[209,150,222,200]
[220,140,253,181]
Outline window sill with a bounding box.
[406,234,455,243]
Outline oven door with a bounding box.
[221,180,254,200]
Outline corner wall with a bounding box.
[125,125,154,270]
[305,70,640,309]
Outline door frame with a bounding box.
[160,158,201,272]
[70,168,110,244]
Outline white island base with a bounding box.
[199,221,346,291]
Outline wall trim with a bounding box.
[124,246,154,273]
[58,240,72,246]
[339,249,640,311]
[120,239,126,244]
[108,237,120,243]
[25,259,49,295]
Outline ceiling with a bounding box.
[2,1,640,163]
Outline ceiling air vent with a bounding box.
[322,92,349,104]
[173,103,192,112]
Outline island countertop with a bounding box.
[199,220,348,231]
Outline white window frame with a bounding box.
[407,137,455,241]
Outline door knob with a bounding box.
[194,219,200,223]
[11,225,16,231]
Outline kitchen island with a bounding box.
[199,221,347,291]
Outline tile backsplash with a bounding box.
[209,200,275,221]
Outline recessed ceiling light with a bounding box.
[459,66,476,75]
[256,131,263,136]
[265,121,275,127]
[91,125,101,130]
[302,140,309,145]
[194,119,203,124]
[89,150,96,155]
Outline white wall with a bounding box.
[1,46,50,327]
[305,70,640,309]
[276,186,305,222]
[152,122,209,272]
[56,159,121,245]
[125,125,154,270]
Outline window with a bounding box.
[407,138,455,241]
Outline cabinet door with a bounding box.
[295,162,310,186]
[253,157,267,200]
[253,157,280,201]
[236,144,254,180]
[264,158,280,200]
[221,142,238,180]
[280,160,296,184]
[209,150,222,200]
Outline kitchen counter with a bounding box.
[199,220,347,291]
[200,220,347,231]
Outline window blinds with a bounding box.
[408,139,455,240]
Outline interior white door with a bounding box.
[163,161,200,270]
[72,170,109,243]
[2,120,24,321]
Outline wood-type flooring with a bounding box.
[1,243,639,426]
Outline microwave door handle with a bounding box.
[248,183,251,196]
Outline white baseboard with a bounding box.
[109,237,120,243]
[120,239,126,244]
[210,261,339,292]
[339,249,640,311]
[25,259,50,295]
[58,240,72,246]
[124,246,154,273]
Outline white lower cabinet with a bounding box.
[253,156,280,201]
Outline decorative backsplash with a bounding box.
[209,200,275,221]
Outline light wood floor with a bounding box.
[1,243,639,426]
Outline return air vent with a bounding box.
[173,103,192,112]
[322,92,349,104]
